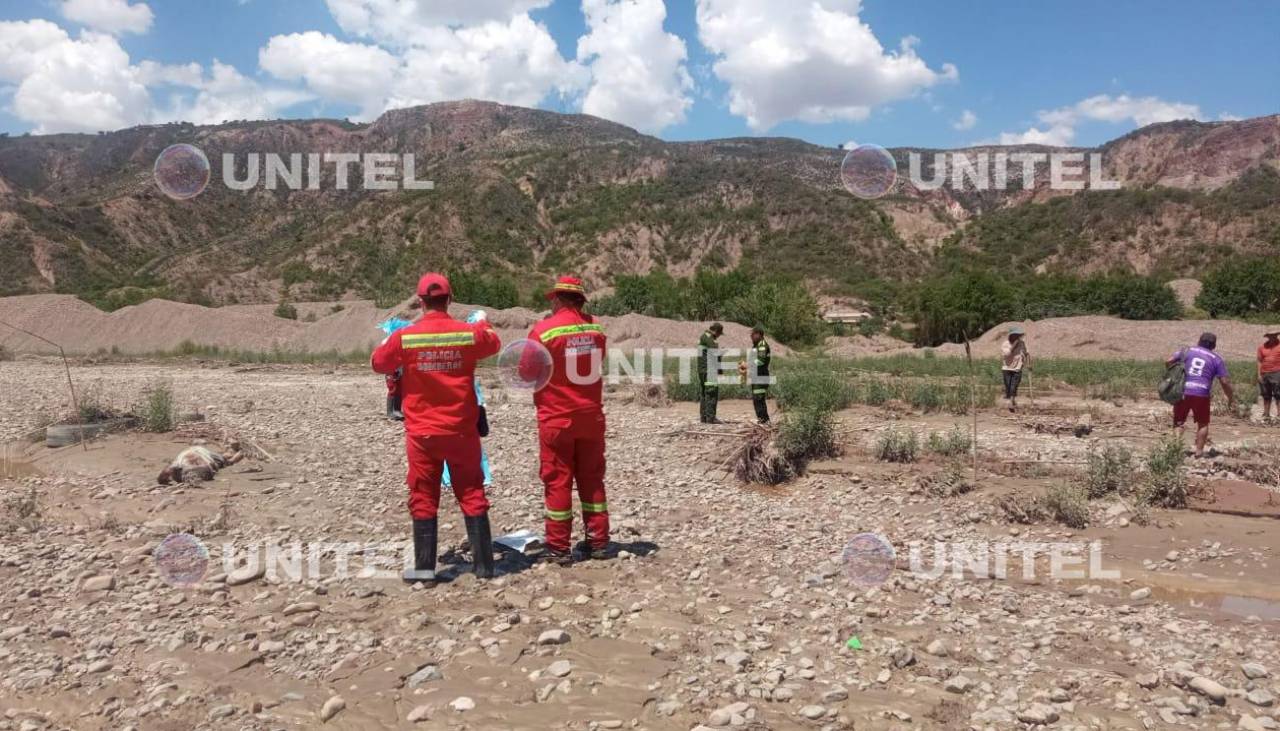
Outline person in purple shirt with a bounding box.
[1166,332,1235,458]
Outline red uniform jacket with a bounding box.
[371,311,501,437]
[523,308,606,422]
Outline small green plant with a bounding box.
[1085,443,1134,498]
[917,461,972,497]
[926,426,972,457]
[862,380,892,406]
[774,368,854,413]
[137,380,177,433]
[777,407,839,463]
[909,382,944,413]
[1039,483,1090,529]
[875,427,918,463]
[1142,436,1187,508]
[76,382,117,423]
[274,301,299,320]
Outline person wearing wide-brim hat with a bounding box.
[1001,326,1030,412]
[1259,329,1280,423]
[522,275,611,565]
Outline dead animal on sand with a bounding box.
[158,442,245,484]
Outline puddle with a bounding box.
[1,445,44,479]
[1219,595,1280,621]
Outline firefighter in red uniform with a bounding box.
[371,273,502,581]
[521,276,610,565]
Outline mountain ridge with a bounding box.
[1,100,1277,307]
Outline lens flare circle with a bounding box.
[154,532,209,587]
[840,144,897,199]
[153,143,211,200]
[497,339,553,392]
[841,532,895,588]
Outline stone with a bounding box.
[283,602,320,616]
[319,696,345,722]
[547,660,572,678]
[821,688,849,703]
[208,705,235,720]
[1242,663,1270,680]
[537,629,570,645]
[86,660,112,673]
[945,676,974,694]
[925,639,948,657]
[406,665,443,688]
[1188,676,1228,705]
[707,709,731,727]
[1135,673,1159,689]
[450,697,475,712]
[724,651,751,672]
[227,563,266,587]
[81,575,116,592]
[1246,689,1275,707]
[1129,587,1151,601]
[1018,703,1060,725]
[798,705,826,720]
[407,705,431,723]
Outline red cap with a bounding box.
[416,273,452,297]
[545,275,587,300]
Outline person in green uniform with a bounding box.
[698,323,724,423]
[750,327,771,424]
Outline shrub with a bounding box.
[274,301,298,320]
[777,408,839,463]
[912,271,1020,347]
[862,380,892,406]
[1142,436,1187,508]
[926,426,972,457]
[774,368,853,413]
[875,427,918,463]
[909,382,944,413]
[76,382,116,423]
[1085,444,1134,498]
[1039,483,1090,529]
[1196,257,1280,317]
[137,380,177,433]
[0,345,11,362]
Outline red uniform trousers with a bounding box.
[539,410,608,552]
[405,432,488,519]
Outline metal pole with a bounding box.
[0,319,88,451]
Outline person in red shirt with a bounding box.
[371,273,502,581]
[1260,330,1280,423]
[521,276,609,565]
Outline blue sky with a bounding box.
[1,0,1277,148]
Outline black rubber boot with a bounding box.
[387,395,404,421]
[403,518,437,582]
[464,514,496,579]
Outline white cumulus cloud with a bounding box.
[325,0,553,45]
[952,109,977,131]
[0,18,307,133]
[577,0,693,134]
[996,94,1202,146]
[60,0,154,35]
[259,32,398,121]
[695,0,957,131]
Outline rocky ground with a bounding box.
[0,358,1278,730]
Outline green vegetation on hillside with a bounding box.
[591,269,824,346]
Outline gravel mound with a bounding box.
[913,315,1279,361]
[0,295,786,356]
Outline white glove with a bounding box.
[470,309,488,323]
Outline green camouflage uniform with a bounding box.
[698,330,720,423]
[751,337,771,423]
